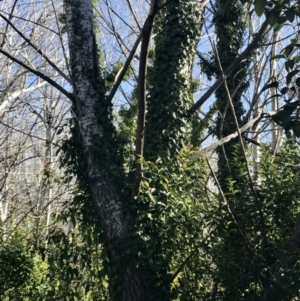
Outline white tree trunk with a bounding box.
[64,0,153,299]
[270,30,282,152]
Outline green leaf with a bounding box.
[292,120,300,137]
[273,23,281,32]
[259,81,278,95]
[271,54,285,60]
[287,70,300,85]
[272,110,292,130]
[285,60,295,72]
[295,55,300,63]
[283,103,297,114]
[268,12,280,26]
[57,127,63,135]
[254,0,266,17]
[277,16,287,25]
[73,268,79,278]
[281,87,289,94]
[284,46,294,58]
[285,8,295,23]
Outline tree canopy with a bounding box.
[0,0,300,300]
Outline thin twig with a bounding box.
[0,13,71,83]
[206,155,264,289]
[243,136,261,147]
[106,0,178,105]
[125,0,141,30]
[213,42,268,249]
[106,33,142,104]
[192,114,263,156]
[188,20,270,115]
[0,120,60,148]
[0,48,74,102]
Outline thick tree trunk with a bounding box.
[63,1,156,300]
[63,0,126,254]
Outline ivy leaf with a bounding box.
[284,46,294,58]
[271,54,285,60]
[277,16,287,25]
[268,12,280,26]
[292,120,300,137]
[259,81,278,95]
[281,87,289,94]
[283,103,297,114]
[254,0,266,17]
[285,59,295,72]
[286,70,300,85]
[272,110,292,130]
[57,127,64,135]
[285,8,295,23]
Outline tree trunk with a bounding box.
[63,0,157,300]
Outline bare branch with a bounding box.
[193,115,263,155]
[188,20,270,115]
[106,0,179,105]
[125,0,142,30]
[106,33,142,104]
[0,48,74,102]
[132,0,160,196]
[0,13,71,83]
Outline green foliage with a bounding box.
[200,0,249,188]
[45,225,109,301]
[3,140,300,300]
[116,93,138,170]
[0,216,111,301]
[104,61,132,92]
[253,0,300,27]
[260,38,300,136]
[16,1,300,301]
[145,0,201,160]
[58,113,112,299]
[134,147,210,300]
[0,227,51,301]
[0,233,33,297]
[182,143,300,301]
[134,141,300,300]
[255,0,266,17]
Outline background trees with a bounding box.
[0,0,300,300]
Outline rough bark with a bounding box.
[63,0,155,300]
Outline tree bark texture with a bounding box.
[63,1,155,300]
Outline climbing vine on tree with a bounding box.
[145,0,202,161]
[200,0,249,188]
